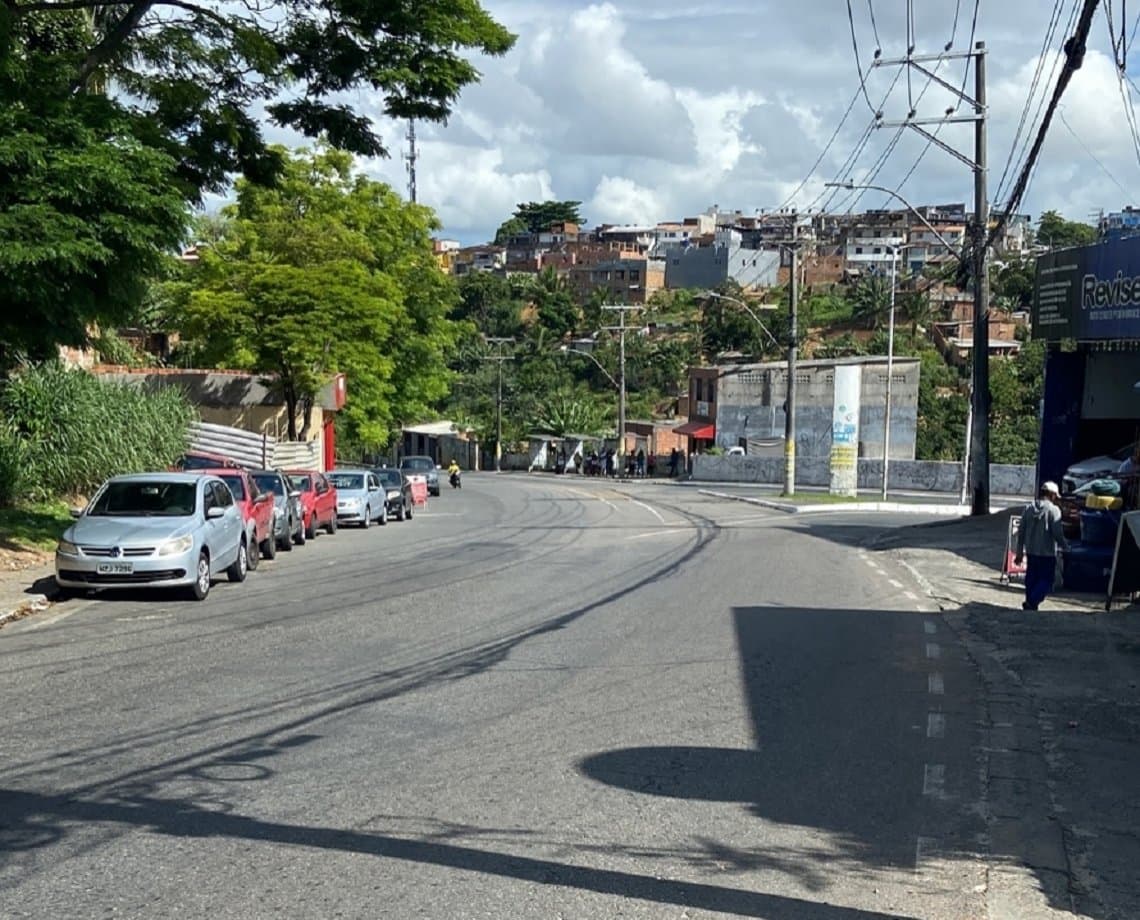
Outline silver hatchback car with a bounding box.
[55,473,248,601]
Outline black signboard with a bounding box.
[1033,238,1140,342]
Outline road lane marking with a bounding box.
[631,499,666,523]
[924,620,937,634]
[923,763,946,798]
[625,530,691,541]
[905,590,919,601]
[925,642,941,660]
[927,712,946,739]
[888,578,904,589]
[928,672,944,695]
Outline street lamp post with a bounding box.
[700,290,781,350]
[482,337,515,473]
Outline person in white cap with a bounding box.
[1014,481,1069,610]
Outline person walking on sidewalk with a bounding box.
[1015,481,1070,611]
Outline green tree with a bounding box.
[177,147,457,450]
[1036,210,1097,249]
[991,258,1036,310]
[989,340,1045,464]
[494,201,584,242]
[530,267,580,338]
[1,0,510,365]
[849,275,890,330]
[0,11,191,365]
[455,272,524,338]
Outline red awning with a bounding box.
[675,421,715,439]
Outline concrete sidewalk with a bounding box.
[873,512,1140,920]
[0,559,58,629]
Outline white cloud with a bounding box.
[375,2,1140,242]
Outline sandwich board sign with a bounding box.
[1106,511,1140,611]
[1000,512,1028,584]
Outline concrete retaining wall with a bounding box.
[691,454,1036,496]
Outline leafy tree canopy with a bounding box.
[1,0,515,196]
[494,200,584,243]
[1036,210,1097,250]
[175,147,458,451]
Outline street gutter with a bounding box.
[698,488,987,516]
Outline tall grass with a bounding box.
[0,364,196,502]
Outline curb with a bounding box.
[0,591,54,629]
[697,489,975,516]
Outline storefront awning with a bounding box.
[675,421,715,439]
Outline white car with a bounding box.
[55,473,247,601]
[1062,442,1136,493]
[329,470,386,527]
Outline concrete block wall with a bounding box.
[691,454,1036,497]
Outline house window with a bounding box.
[696,379,705,401]
[615,270,625,280]
[708,380,716,403]
[631,269,640,281]
[855,247,864,254]
[672,258,680,265]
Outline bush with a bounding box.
[0,364,196,499]
[0,425,26,507]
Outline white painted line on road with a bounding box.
[888,578,905,589]
[631,499,666,523]
[625,530,690,541]
[866,559,882,570]
[905,590,919,601]
[928,672,945,695]
[924,620,937,634]
[927,712,946,739]
[923,763,946,798]
[925,642,941,660]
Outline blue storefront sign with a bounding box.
[1033,237,1140,341]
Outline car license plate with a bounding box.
[96,562,134,575]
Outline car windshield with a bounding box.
[289,474,312,491]
[329,473,364,490]
[401,458,433,471]
[1111,443,1136,461]
[218,475,246,500]
[252,473,285,496]
[89,481,198,517]
[376,470,402,487]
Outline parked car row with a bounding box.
[55,460,427,602]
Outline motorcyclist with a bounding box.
[447,459,461,487]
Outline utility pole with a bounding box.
[873,41,989,514]
[969,44,990,516]
[601,304,641,460]
[405,120,418,204]
[785,218,799,496]
[482,337,514,472]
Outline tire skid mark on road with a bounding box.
[3,484,722,785]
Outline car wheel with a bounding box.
[261,532,277,560]
[305,514,317,541]
[279,517,294,551]
[430,487,440,497]
[396,502,405,521]
[362,506,371,529]
[295,518,307,546]
[246,530,260,571]
[227,538,249,583]
[406,500,412,520]
[327,514,338,535]
[188,550,211,601]
[378,506,387,525]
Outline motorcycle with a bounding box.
[449,470,462,489]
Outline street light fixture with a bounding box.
[699,290,781,350]
[559,345,620,390]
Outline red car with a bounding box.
[207,468,277,563]
[286,470,338,539]
[174,451,243,471]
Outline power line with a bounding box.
[947,0,963,50]
[988,0,1103,252]
[846,0,881,115]
[867,0,883,50]
[993,0,1069,204]
[1058,108,1135,195]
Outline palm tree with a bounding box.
[850,276,890,331]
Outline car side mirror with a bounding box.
[289,490,301,500]
[256,492,270,503]
[206,507,226,519]
[70,507,84,518]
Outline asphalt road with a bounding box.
[0,475,989,919]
